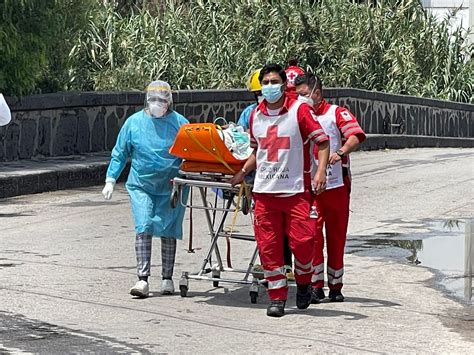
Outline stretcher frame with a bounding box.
[170,172,263,304]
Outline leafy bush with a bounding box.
[0,0,92,96]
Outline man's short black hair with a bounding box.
[287,57,299,67]
[259,63,287,83]
[294,72,323,91]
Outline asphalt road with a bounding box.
[1,148,473,353]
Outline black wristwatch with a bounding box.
[336,149,345,158]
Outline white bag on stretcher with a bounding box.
[217,123,253,160]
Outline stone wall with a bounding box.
[1,89,472,161]
[328,89,473,138]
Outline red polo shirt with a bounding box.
[314,99,366,166]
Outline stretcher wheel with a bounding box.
[179,285,188,297]
[241,195,250,215]
[211,269,220,287]
[250,291,258,304]
[170,188,179,208]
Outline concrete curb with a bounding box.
[0,162,105,199]
[0,154,130,199]
[0,135,473,199]
[0,165,104,198]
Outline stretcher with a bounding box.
[169,123,263,303]
[169,122,245,175]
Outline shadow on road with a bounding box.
[184,284,400,320]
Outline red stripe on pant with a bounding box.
[312,176,350,290]
[253,190,316,300]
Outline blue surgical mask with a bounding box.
[261,84,283,103]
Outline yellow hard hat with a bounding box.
[246,69,262,92]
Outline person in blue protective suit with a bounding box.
[102,80,189,298]
[237,69,262,131]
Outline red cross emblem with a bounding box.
[286,70,298,84]
[259,125,291,162]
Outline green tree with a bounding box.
[0,0,92,96]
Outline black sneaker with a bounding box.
[311,287,325,304]
[296,284,312,309]
[267,300,286,317]
[329,289,345,302]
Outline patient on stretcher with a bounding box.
[169,122,252,175]
[216,123,253,161]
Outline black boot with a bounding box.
[267,300,286,317]
[311,287,326,304]
[296,284,312,309]
[329,289,344,302]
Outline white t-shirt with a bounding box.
[0,94,11,126]
[266,108,280,116]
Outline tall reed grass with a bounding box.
[66,0,473,103]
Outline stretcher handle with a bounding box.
[173,177,240,190]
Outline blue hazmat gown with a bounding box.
[236,103,257,131]
[212,102,256,200]
[236,102,257,184]
[106,109,189,239]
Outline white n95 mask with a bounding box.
[297,95,314,106]
[149,103,168,118]
[297,83,317,107]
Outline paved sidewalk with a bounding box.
[0,148,473,353]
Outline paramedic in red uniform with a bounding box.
[282,58,305,276]
[230,64,330,317]
[295,73,366,303]
[284,58,305,100]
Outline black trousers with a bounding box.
[284,235,293,267]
